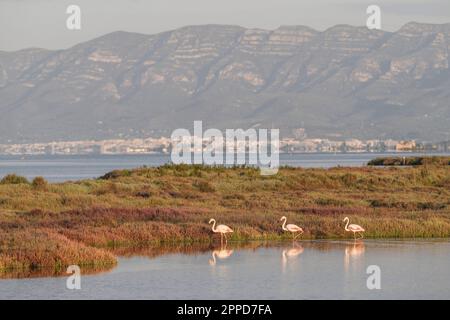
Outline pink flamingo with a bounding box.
[343,217,365,239]
[209,218,233,244]
[280,216,304,240]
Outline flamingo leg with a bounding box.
[224,233,228,244]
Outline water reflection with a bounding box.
[1,240,449,299]
[2,239,447,285]
[281,242,304,271]
[209,244,234,266]
[344,240,365,272]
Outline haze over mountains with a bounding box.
[0,22,449,143]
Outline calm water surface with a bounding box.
[0,240,449,299]
[1,152,449,182]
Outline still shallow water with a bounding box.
[1,240,449,299]
[1,152,449,182]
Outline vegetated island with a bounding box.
[0,158,449,276]
[368,156,450,166]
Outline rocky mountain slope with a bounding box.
[0,22,449,143]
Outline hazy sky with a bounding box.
[1,0,449,51]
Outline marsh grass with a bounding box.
[0,164,449,275]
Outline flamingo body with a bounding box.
[215,224,233,234]
[280,216,304,239]
[343,217,365,239]
[209,218,233,244]
[348,224,365,232]
[285,224,303,233]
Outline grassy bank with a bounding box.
[1,164,450,275]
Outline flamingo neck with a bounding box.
[344,219,350,231]
[211,220,217,232]
[281,218,287,231]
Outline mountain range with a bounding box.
[0,22,449,143]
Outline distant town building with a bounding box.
[396,140,416,151]
[0,136,446,155]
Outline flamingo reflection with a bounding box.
[344,240,365,272]
[282,242,304,271]
[209,244,234,266]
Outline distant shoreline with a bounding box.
[1,150,450,157]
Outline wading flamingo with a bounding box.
[209,218,233,244]
[280,216,304,240]
[343,217,365,239]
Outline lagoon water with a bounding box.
[0,240,449,299]
[1,152,449,182]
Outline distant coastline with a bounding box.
[1,137,449,156]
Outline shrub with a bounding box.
[0,174,29,185]
[135,191,151,198]
[32,176,48,189]
[340,173,358,186]
[94,182,119,195]
[417,202,447,210]
[99,169,132,180]
[193,180,215,193]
